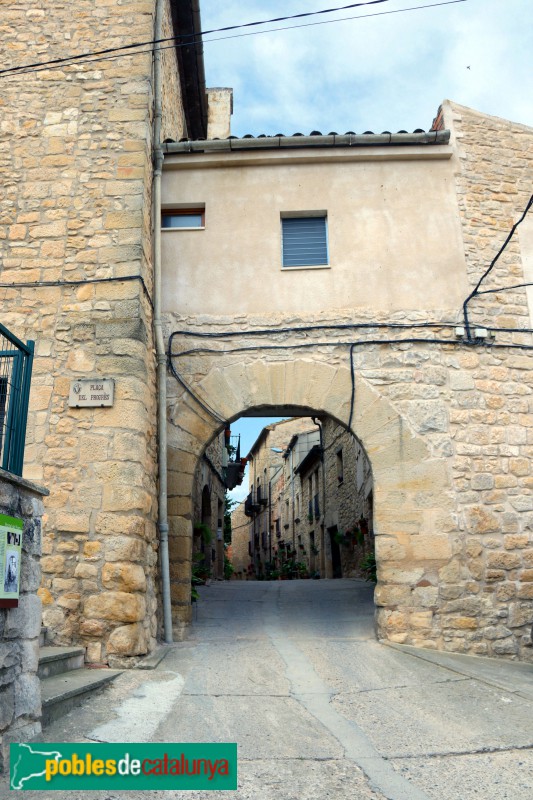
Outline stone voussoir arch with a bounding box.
[167,358,455,645]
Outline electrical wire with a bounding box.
[170,339,533,360]
[462,193,533,340]
[168,335,533,437]
[167,355,227,424]
[169,320,533,346]
[477,282,533,297]
[0,0,467,79]
[0,274,153,308]
[170,321,457,339]
[0,1,393,76]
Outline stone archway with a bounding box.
[166,358,455,645]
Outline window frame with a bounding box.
[161,207,205,230]
[280,211,329,270]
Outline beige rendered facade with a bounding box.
[164,102,533,661]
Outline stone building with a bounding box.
[191,431,227,583]
[242,418,322,575]
[163,102,533,661]
[2,1,533,663]
[0,0,221,663]
[241,416,373,580]
[229,501,250,579]
[321,416,374,579]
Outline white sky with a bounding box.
[200,0,533,136]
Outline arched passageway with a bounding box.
[166,358,454,646]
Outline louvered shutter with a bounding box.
[282,217,328,267]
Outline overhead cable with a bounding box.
[0,0,467,79]
[462,193,533,340]
[0,2,396,76]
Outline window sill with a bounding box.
[281,263,330,271]
[161,227,205,231]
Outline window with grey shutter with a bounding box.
[281,216,328,267]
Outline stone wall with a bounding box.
[322,417,373,578]
[248,419,322,574]
[229,503,250,578]
[192,433,226,582]
[162,102,533,660]
[0,469,47,773]
[0,0,187,664]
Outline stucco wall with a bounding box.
[161,145,467,316]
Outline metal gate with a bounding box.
[0,322,34,476]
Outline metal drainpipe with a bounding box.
[153,0,172,644]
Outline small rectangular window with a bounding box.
[281,214,328,267]
[162,208,205,229]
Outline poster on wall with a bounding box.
[0,513,23,606]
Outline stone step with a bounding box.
[41,668,122,727]
[38,646,86,679]
[39,626,48,647]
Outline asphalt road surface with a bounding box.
[5,578,533,799]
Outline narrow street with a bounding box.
[7,579,533,799]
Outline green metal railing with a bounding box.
[0,322,34,477]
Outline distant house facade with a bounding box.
[241,417,374,581]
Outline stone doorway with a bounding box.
[165,357,454,647]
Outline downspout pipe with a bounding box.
[153,0,173,644]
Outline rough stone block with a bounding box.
[55,512,90,533]
[14,674,41,720]
[0,642,19,671]
[79,619,106,638]
[106,623,148,655]
[410,535,452,561]
[374,536,407,561]
[449,617,478,630]
[491,638,518,655]
[83,541,102,560]
[105,536,146,563]
[102,485,152,513]
[487,552,522,570]
[508,603,533,628]
[95,513,145,537]
[0,685,15,729]
[504,534,529,550]
[471,473,494,490]
[4,595,42,640]
[466,506,500,534]
[411,586,439,607]
[84,592,146,623]
[20,556,41,593]
[374,585,412,607]
[102,562,146,592]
